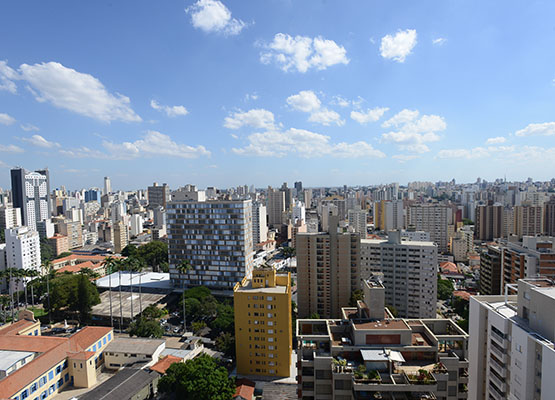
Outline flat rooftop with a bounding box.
[91,291,167,319]
[77,368,159,400]
[361,238,436,247]
[488,301,517,319]
[105,338,165,355]
[354,319,410,331]
[235,280,287,294]
[96,272,171,291]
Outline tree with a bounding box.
[215,332,235,358]
[437,277,455,300]
[309,312,320,319]
[137,241,168,271]
[462,218,474,225]
[121,244,138,258]
[40,238,55,264]
[45,273,100,321]
[386,304,399,318]
[192,321,207,335]
[142,304,166,320]
[178,260,193,332]
[210,303,234,334]
[158,354,235,400]
[74,273,99,322]
[349,289,364,306]
[128,317,164,338]
[103,256,118,328]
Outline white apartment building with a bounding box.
[400,229,431,242]
[167,198,254,290]
[5,226,41,274]
[10,168,51,232]
[360,231,438,318]
[130,214,143,237]
[408,204,449,253]
[252,202,268,245]
[292,200,306,223]
[469,277,555,400]
[347,208,368,235]
[0,206,21,231]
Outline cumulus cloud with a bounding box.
[432,37,447,46]
[0,113,16,125]
[486,136,506,144]
[308,108,344,126]
[244,93,258,101]
[22,134,60,148]
[20,123,39,132]
[150,100,189,117]
[14,62,141,122]
[224,109,277,130]
[61,131,210,160]
[186,0,246,36]
[260,33,349,73]
[286,90,344,126]
[380,29,417,63]
[0,144,23,153]
[381,109,446,153]
[0,61,17,93]
[515,122,555,137]
[232,128,385,158]
[286,90,321,113]
[351,107,389,124]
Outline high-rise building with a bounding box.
[292,200,305,223]
[10,168,51,231]
[5,226,41,274]
[130,214,143,237]
[234,268,292,377]
[475,203,504,241]
[469,277,555,400]
[347,208,367,235]
[294,181,303,200]
[479,244,502,295]
[84,188,101,203]
[360,231,437,318]
[266,187,285,227]
[544,196,555,236]
[296,215,360,318]
[112,221,129,254]
[147,182,170,208]
[514,204,544,238]
[252,202,268,245]
[167,198,253,290]
[297,279,469,400]
[103,176,112,196]
[373,200,403,231]
[408,204,449,253]
[57,220,83,249]
[0,206,21,231]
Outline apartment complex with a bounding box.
[514,205,544,238]
[5,226,41,273]
[0,206,21,231]
[469,277,555,399]
[252,202,268,245]
[147,182,170,208]
[234,268,292,377]
[360,231,437,319]
[0,316,113,400]
[347,208,368,236]
[408,204,449,253]
[267,187,286,227]
[10,168,51,232]
[297,216,361,318]
[167,198,253,290]
[479,244,502,295]
[297,279,469,400]
[373,200,404,232]
[475,203,504,241]
[112,221,129,254]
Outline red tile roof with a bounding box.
[0,319,37,336]
[57,261,102,274]
[149,355,181,374]
[440,262,459,274]
[453,291,471,301]
[233,379,255,400]
[68,351,95,361]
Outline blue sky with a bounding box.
[1,0,555,191]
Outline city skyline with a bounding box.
[2,1,555,189]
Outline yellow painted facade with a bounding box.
[234,268,292,377]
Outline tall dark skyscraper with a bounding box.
[11,167,51,231]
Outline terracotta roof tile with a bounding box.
[149,355,181,374]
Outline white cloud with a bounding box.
[61,131,210,160]
[437,147,490,159]
[351,107,389,124]
[244,93,258,101]
[150,100,189,117]
[224,109,276,130]
[381,109,446,153]
[0,113,15,125]
[392,154,420,162]
[0,144,23,153]
[20,123,39,132]
[308,108,344,126]
[286,90,321,112]
[515,122,555,137]
[0,61,17,93]
[432,37,447,46]
[186,0,246,36]
[232,128,385,158]
[486,136,506,144]
[380,29,417,63]
[260,33,349,73]
[22,134,60,148]
[17,62,141,122]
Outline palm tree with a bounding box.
[0,295,9,324]
[42,261,53,324]
[103,256,117,328]
[177,260,193,333]
[25,270,39,309]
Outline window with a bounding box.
[40,391,47,400]
[108,333,112,341]
[21,389,28,399]
[49,384,55,394]
[55,365,61,374]
[57,378,63,389]
[63,361,68,370]
[103,337,107,345]
[48,371,54,381]
[64,373,69,383]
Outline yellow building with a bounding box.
[234,268,292,377]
